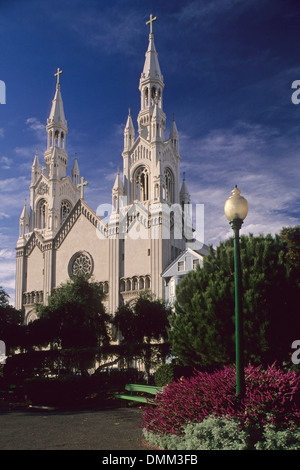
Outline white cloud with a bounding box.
[0,156,13,169]
[0,249,15,259]
[179,122,300,246]
[26,117,45,133]
[0,258,16,305]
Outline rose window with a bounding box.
[69,251,93,277]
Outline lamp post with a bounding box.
[224,185,248,399]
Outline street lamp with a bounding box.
[224,185,248,399]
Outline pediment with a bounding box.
[25,231,48,256]
[54,199,108,249]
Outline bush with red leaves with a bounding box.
[142,364,300,436]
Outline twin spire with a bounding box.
[124,14,178,148]
[31,67,79,186]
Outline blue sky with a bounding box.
[1,0,300,303]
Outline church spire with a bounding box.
[48,68,67,127]
[72,154,80,185]
[180,172,191,206]
[124,108,135,151]
[31,148,41,185]
[169,114,179,153]
[138,14,165,141]
[19,199,30,237]
[142,15,163,82]
[112,167,124,213]
[44,68,68,179]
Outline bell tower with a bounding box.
[121,14,184,208]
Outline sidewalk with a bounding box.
[0,406,156,450]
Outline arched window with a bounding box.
[37,199,47,229]
[134,166,149,201]
[132,277,138,291]
[54,130,59,146]
[144,87,149,107]
[60,200,72,225]
[151,86,157,102]
[164,168,174,203]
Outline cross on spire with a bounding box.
[146,14,157,35]
[77,176,88,199]
[54,67,63,87]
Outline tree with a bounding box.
[0,286,9,308]
[113,292,172,377]
[36,274,110,349]
[168,232,300,368]
[0,286,23,354]
[280,226,300,277]
[32,275,110,375]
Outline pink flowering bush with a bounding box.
[142,364,300,437]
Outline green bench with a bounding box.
[0,384,23,400]
[115,383,163,405]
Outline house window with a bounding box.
[170,279,175,296]
[178,260,185,272]
[193,259,199,270]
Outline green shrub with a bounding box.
[154,363,175,387]
[154,363,194,387]
[182,416,251,450]
[143,416,251,450]
[143,418,300,450]
[255,424,300,450]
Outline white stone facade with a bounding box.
[15,24,195,324]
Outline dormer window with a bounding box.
[178,260,185,272]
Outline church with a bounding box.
[15,16,205,323]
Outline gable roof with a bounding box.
[161,245,210,278]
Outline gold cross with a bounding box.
[54,67,63,86]
[146,14,157,34]
[77,176,88,199]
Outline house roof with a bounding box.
[161,245,210,278]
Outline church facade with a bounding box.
[15,18,200,323]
